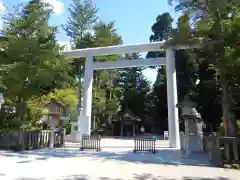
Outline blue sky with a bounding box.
[2,0,180,83]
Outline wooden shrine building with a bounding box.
[41,99,65,129]
[112,110,142,137]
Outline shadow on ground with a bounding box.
[132,174,232,180]
[0,145,213,167]
[14,174,233,180]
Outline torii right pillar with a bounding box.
[166,48,180,149]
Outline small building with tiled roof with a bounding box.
[111,109,142,137]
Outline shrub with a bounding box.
[231,164,240,169]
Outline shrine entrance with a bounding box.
[63,41,188,149]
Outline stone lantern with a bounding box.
[176,94,203,156]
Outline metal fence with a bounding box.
[133,136,156,153]
[80,134,101,151]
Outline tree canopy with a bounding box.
[0,0,240,136]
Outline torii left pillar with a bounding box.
[78,56,93,136]
[166,48,180,149]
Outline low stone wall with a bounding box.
[180,132,203,153]
[0,129,65,151]
[203,135,240,167]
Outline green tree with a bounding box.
[168,0,240,136]
[0,0,74,128]
[145,12,199,132]
[63,0,98,47]
[63,0,98,115]
[91,21,122,129]
[118,53,151,119]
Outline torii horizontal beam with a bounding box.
[92,58,165,70]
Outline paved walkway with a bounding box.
[0,139,239,180]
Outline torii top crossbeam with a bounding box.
[62,41,193,58]
[62,41,166,57]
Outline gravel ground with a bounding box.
[0,139,239,180]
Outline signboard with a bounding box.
[79,107,83,116]
[0,93,4,104]
[54,115,69,121]
[0,93,4,109]
[74,125,78,131]
[60,116,69,121]
[164,131,169,140]
[53,114,60,120]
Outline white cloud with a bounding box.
[0,1,6,29]
[58,41,71,51]
[42,0,64,15]
[0,1,5,12]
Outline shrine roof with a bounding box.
[117,110,142,122]
[44,99,64,108]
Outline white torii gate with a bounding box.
[62,41,184,149]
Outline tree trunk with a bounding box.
[15,98,27,128]
[213,9,237,136]
[220,72,236,136]
[93,109,96,129]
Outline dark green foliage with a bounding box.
[0,0,74,129]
